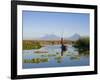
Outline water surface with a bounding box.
[22,45,89,69]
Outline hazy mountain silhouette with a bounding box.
[68,33,81,41]
[40,34,60,40]
[39,33,81,40]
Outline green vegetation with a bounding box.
[41,54,57,57]
[24,58,49,63]
[73,37,89,52]
[70,56,80,60]
[23,41,42,50]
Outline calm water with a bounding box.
[22,45,89,69]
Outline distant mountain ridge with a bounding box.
[68,33,81,41]
[39,33,81,40]
[40,34,60,40]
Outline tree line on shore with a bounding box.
[23,37,90,51]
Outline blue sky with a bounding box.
[22,11,90,40]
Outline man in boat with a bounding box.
[61,44,67,51]
[61,37,67,56]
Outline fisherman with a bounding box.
[61,44,66,51]
[61,44,67,56]
[61,37,67,56]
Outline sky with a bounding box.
[22,11,90,40]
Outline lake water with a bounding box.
[22,45,89,69]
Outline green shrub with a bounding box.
[23,41,42,50]
[73,37,89,51]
